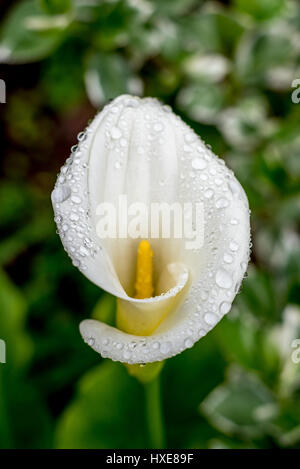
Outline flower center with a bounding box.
[116,240,188,336]
[134,240,154,300]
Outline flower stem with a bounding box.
[144,374,165,448]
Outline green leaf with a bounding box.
[91,293,116,327]
[39,0,72,15]
[163,328,226,448]
[234,0,287,21]
[201,366,278,439]
[0,269,52,448]
[0,268,32,368]
[55,361,147,448]
[0,0,68,63]
[235,28,298,86]
[216,315,281,387]
[177,83,226,124]
[84,52,142,106]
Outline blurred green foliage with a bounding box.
[0,0,300,449]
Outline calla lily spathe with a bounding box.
[52,95,250,364]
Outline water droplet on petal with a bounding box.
[160,341,171,354]
[70,212,79,222]
[153,122,164,132]
[79,246,89,257]
[123,350,132,360]
[71,195,82,204]
[229,241,239,252]
[204,189,214,199]
[184,337,193,348]
[192,158,207,170]
[111,126,122,139]
[51,185,71,203]
[223,253,233,264]
[219,301,231,315]
[215,197,229,209]
[204,313,218,326]
[215,269,232,289]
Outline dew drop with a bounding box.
[192,158,207,170]
[77,131,87,142]
[111,126,122,139]
[153,122,164,132]
[223,253,233,264]
[204,189,214,199]
[184,337,193,348]
[219,301,231,315]
[160,341,171,354]
[183,144,193,153]
[70,212,79,222]
[123,350,132,360]
[204,313,218,326]
[79,246,89,257]
[229,241,239,252]
[71,195,82,204]
[215,269,232,289]
[51,185,71,204]
[215,197,229,209]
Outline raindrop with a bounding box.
[123,350,132,360]
[153,122,164,132]
[215,269,232,289]
[204,189,214,199]
[160,341,171,354]
[77,131,87,142]
[111,126,122,139]
[184,337,193,348]
[219,301,231,315]
[229,241,239,252]
[185,133,195,143]
[183,144,193,153]
[223,253,233,264]
[192,158,207,170]
[51,185,71,204]
[215,197,229,209]
[71,195,82,204]
[230,218,239,225]
[79,246,89,257]
[204,313,218,326]
[70,212,79,222]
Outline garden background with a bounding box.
[0,0,300,449]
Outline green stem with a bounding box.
[144,375,165,448]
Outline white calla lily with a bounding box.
[52,95,250,364]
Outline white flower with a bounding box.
[52,95,250,364]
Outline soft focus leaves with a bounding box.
[0,1,68,63]
[85,51,142,106]
[55,362,147,448]
[201,366,277,439]
[0,0,300,449]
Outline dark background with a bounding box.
[0,0,300,449]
